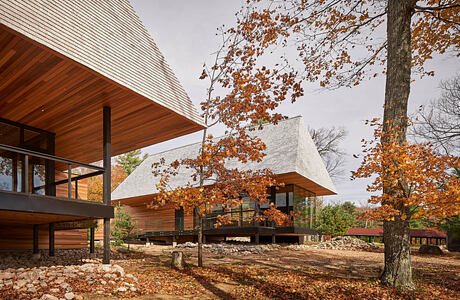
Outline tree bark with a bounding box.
[381,0,416,290]
[197,214,203,267]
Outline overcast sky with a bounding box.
[131,0,459,206]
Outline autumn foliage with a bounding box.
[352,119,460,222]
[87,164,126,202]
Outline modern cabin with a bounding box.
[112,117,337,244]
[0,0,204,262]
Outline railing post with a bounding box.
[24,155,29,194]
[75,180,78,199]
[103,106,111,264]
[67,164,72,200]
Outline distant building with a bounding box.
[111,116,337,244]
[347,228,447,245]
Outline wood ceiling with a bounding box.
[0,26,204,164]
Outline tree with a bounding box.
[316,204,354,237]
[412,75,460,156]
[223,0,458,289]
[116,150,148,176]
[87,164,126,202]
[150,25,302,267]
[309,127,347,179]
[352,120,459,284]
[111,204,140,250]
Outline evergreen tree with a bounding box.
[316,204,354,237]
[111,204,140,250]
[115,149,148,176]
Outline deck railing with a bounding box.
[203,209,279,229]
[0,143,104,201]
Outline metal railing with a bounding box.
[0,143,104,201]
[203,209,279,229]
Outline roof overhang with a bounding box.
[275,172,337,196]
[0,26,205,163]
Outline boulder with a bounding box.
[419,245,443,255]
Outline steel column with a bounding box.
[33,224,39,254]
[90,227,95,254]
[49,223,55,257]
[103,106,111,264]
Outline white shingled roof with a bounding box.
[0,0,204,126]
[112,116,337,200]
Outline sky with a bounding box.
[130,0,459,206]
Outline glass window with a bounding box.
[275,193,286,207]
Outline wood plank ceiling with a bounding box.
[0,26,204,164]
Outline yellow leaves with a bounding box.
[354,120,460,221]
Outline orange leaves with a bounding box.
[352,119,460,221]
[87,164,126,202]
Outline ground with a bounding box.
[1,244,459,299]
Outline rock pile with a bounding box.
[0,251,139,299]
[176,242,282,256]
[289,236,380,251]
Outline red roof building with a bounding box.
[347,228,446,238]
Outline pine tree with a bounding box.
[111,204,140,250]
[115,150,148,176]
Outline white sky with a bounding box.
[131,0,459,206]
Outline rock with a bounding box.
[116,286,127,292]
[0,272,14,280]
[15,279,28,288]
[112,264,125,277]
[64,292,75,300]
[41,295,59,300]
[171,251,186,269]
[74,296,83,300]
[419,245,443,255]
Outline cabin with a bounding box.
[111,116,337,244]
[346,228,447,246]
[0,0,204,263]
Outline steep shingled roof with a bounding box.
[0,0,204,126]
[112,116,337,200]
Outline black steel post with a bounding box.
[33,224,39,254]
[49,223,55,257]
[271,234,275,244]
[90,227,95,254]
[24,155,29,194]
[103,106,111,264]
[67,164,72,200]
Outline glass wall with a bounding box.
[0,119,52,194]
[293,185,315,229]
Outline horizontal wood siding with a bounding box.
[124,203,175,233]
[55,171,88,200]
[0,226,87,250]
[184,213,194,230]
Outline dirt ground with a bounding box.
[85,245,460,300]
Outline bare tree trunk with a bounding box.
[380,0,416,290]
[197,215,203,267]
